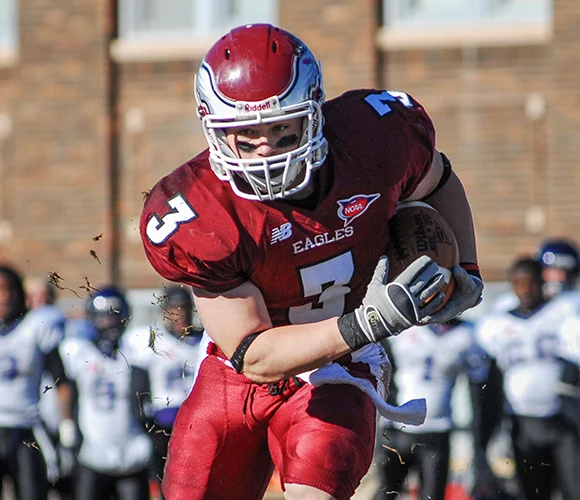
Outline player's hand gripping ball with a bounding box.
[385,201,459,313]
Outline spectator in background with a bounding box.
[374,319,488,500]
[25,276,60,311]
[59,286,152,500]
[122,285,204,494]
[24,276,75,500]
[475,257,580,500]
[0,265,75,500]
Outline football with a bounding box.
[385,201,459,312]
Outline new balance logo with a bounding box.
[271,222,292,244]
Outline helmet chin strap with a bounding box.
[285,180,315,200]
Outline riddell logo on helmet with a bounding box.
[244,101,271,112]
[237,98,280,115]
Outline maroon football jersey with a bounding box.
[140,89,435,327]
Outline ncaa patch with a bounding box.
[337,193,380,227]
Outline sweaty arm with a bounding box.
[406,150,478,266]
[194,250,443,384]
[194,283,352,383]
[404,150,483,324]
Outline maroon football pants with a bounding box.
[162,353,377,500]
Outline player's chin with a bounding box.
[236,169,309,199]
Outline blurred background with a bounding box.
[0,0,575,300]
[0,0,577,498]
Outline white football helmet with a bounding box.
[195,24,328,201]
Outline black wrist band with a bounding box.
[337,313,370,351]
[230,332,262,373]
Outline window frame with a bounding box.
[0,0,18,66]
[378,0,553,50]
[113,0,279,62]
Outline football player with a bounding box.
[24,276,76,500]
[59,287,152,500]
[374,319,487,499]
[0,266,75,500]
[492,237,580,312]
[139,24,483,500]
[475,257,580,500]
[122,285,204,487]
[536,237,580,299]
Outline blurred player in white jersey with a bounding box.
[24,277,68,437]
[475,257,580,500]
[492,237,580,312]
[122,285,204,489]
[59,286,152,500]
[374,318,487,500]
[0,265,75,500]
[24,276,76,500]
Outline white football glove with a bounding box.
[338,255,447,350]
[420,265,483,324]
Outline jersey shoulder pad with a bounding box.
[60,337,96,379]
[120,326,154,368]
[25,307,65,352]
[551,290,580,315]
[32,305,66,326]
[323,89,435,197]
[140,155,261,293]
[65,318,97,341]
[60,336,87,356]
[475,313,509,353]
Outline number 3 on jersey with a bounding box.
[289,251,354,324]
[365,90,413,117]
[146,193,198,245]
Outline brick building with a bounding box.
[0,0,577,295]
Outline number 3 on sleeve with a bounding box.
[146,193,198,245]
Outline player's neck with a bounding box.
[0,312,25,334]
[514,298,547,317]
[283,163,333,211]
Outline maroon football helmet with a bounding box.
[195,24,327,201]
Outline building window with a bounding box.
[379,0,553,50]
[119,0,278,41]
[384,0,551,27]
[0,0,17,63]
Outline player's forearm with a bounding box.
[423,171,478,265]
[57,382,75,420]
[242,317,351,383]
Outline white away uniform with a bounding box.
[476,299,577,418]
[59,337,152,475]
[122,325,202,423]
[375,321,486,500]
[384,321,486,432]
[0,307,65,484]
[0,307,64,429]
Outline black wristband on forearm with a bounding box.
[337,312,371,351]
[230,332,262,373]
